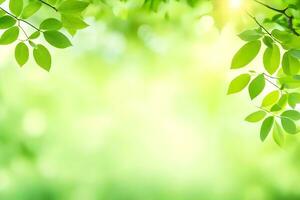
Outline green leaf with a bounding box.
[0,26,19,45]
[21,2,42,19]
[9,0,23,17]
[281,110,300,120]
[231,40,261,69]
[263,44,280,75]
[227,73,251,94]
[260,116,274,141]
[288,92,300,108]
[263,36,274,48]
[261,90,280,107]
[270,94,287,112]
[61,14,88,30]
[40,18,62,30]
[271,29,292,43]
[29,31,40,39]
[0,15,16,29]
[15,42,29,67]
[238,29,263,41]
[58,0,89,14]
[33,44,51,71]
[273,121,285,147]
[43,31,72,48]
[248,74,265,100]
[279,76,300,89]
[282,51,300,75]
[281,117,298,134]
[245,110,266,123]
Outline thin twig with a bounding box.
[263,73,279,79]
[18,21,29,41]
[264,76,281,90]
[256,106,282,118]
[247,12,281,43]
[253,0,299,36]
[38,0,58,12]
[0,7,41,32]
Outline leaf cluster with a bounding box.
[0,0,89,71]
[228,1,300,146]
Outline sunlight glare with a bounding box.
[229,0,242,9]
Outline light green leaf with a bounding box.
[248,74,265,100]
[15,42,29,67]
[282,51,300,75]
[231,40,261,69]
[263,44,280,75]
[273,121,285,147]
[9,0,23,17]
[261,90,280,107]
[238,29,263,41]
[21,2,42,19]
[245,111,266,123]
[33,44,51,71]
[58,0,89,14]
[271,94,288,112]
[227,73,251,95]
[0,26,19,45]
[260,116,274,141]
[61,14,88,30]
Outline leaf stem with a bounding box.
[256,106,281,118]
[263,73,279,79]
[17,21,29,41]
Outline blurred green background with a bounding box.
[1,0,300,199]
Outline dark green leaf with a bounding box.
[43,31,72,48]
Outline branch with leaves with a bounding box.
[0,0,89,71]
[228,0,300,146]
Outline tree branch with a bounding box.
[0,7,41,32]
[254,0,300,36]
[38,0,58,12]
[247,12,281,43]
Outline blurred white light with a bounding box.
[22,110,46,137]
[230,0,242,9]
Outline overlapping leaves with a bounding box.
[0,0,89,71]
[228,2,300,146]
